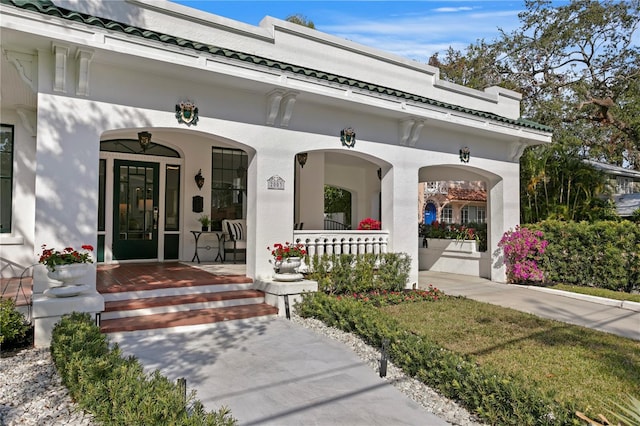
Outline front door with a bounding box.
[113,160,159,260]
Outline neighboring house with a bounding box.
[419,181,487,225]
[586,160,640,217]
[0,0,552,328]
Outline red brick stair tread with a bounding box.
[100,303,278,333]
[104,289,266,312]
[98,274,253,294]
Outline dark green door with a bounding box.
[113,160,160,260]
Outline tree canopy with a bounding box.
[430,0,640,222]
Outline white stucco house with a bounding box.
[1,0,552,332]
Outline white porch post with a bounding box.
[32,93,104,347]
[380,166,419,288]
[487,166,520,283]
[248,148,296,280]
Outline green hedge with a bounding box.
[296,293,579,426]
[50,312,237,426]
[0,299,31,346]
[528,220,640,291]
[305,252,411,294]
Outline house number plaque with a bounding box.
[267,175,285,190]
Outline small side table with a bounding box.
[191,231,224,263]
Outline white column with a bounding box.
[487,165,520,283]
[380,166,419,288]
[247,148,296,280]
[32,93,104,346]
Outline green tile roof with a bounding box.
[3,0,552,133]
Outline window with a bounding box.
[461,206,469,224]
[617,177,632,194]
[441,205,453,224]
[0,124,14,233]
[477,207,486,223]
[211,148,247,227]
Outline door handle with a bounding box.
[153,206,158,230]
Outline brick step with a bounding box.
[101,282,253,302]
[100,303,278,333]
[98,273,253,294]
[102,289,267,319]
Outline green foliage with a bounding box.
[305,252,411,294]
[529,220,640,291]
[520,145,613,223]
[632,208,640,223]
[50,313,237,425]
[420,222,487,251]
[285,13,315,29]
[0,299,30,346]
[296,293,578,425]
[609,394,640,426]
[323,185,352,226]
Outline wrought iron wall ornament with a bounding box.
[194,169,205,190]
[137,131,152,152]
[459,147,470,163]
[340,127,356,148]
[175,100,199,126]
[296,153,308,168]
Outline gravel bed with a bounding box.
[2,317,484,426]
[291,313,486,426]
[0,347,96,426]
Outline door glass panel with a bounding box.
[165,165,180,231]
[118,165,155,241]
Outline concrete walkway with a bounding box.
[419,271,640,341]
[109,317,449,426]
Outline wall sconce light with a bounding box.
[459,147,470,163]
[194,169,205,190]
[137,131,152,152]
[296,152,308,168]
[340,127,356,148]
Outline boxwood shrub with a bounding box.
[305,252,411,294]
[50,312,237,425]
[528,220,640,292]
[296,293,579,426]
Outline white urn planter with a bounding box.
[273,257,304,282]
[44,264,90,298]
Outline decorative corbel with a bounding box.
[4,50,37,93]
[52,43,69,93]
[266,89,284,126]
[510,141,527,161]
[399,119,415,146]
[279,91,298,128]
[75,49,94,96]
[399,118,425,147]
[408,120,425,147]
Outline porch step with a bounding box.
[100,303,278,333]
[102,289,266,319]
[98,268,278,333]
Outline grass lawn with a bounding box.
[548,284,640,303]
[382,297,640,417]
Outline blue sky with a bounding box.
[170,1,555,62]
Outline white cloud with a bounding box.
[433,7,474,12]
[318,7,523,61]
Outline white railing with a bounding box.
[293,230,389,256]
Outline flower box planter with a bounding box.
[419,238,490,278]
